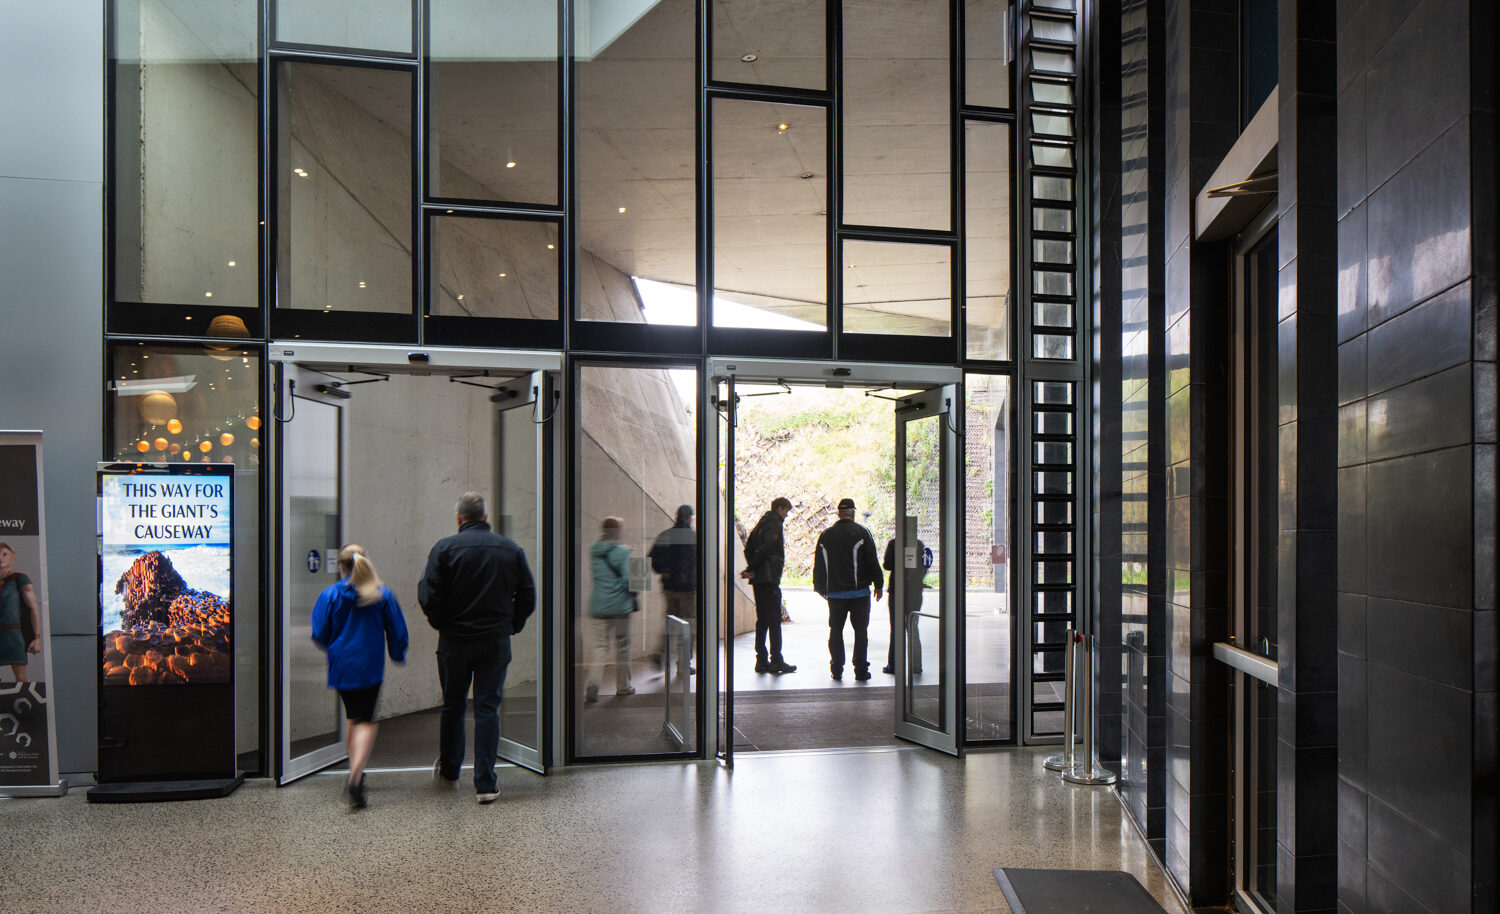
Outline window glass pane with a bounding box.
[965,374,1012,741]
[106,342,263,766]
[965,0,1011,108]
[576,0,696,324]
[712,99,827,331]
[429,216,559,320]
[843,0,950,230]
[712,0,825,89]
[113,0,258,309]
[1033,332,1074,359]
[429,0,559,204]
[842,240,952,336]
[276,63,413,314]
[965,121,1012,361]
[275,0,412,52]
[576,364,699,757]
[1030,48,1073,74]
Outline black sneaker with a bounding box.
[830,669,843,681]
[754,659,770,673]
[769,660,797,674]
[347,775,367,810]
[854,670,872,681]
[881,665,895,674]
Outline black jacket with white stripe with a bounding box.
[812,518,883,597]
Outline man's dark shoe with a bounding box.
[881,664,895,674]
[855,670,872,681]
[830,669,843,681]
[754,659,770,673]
[769,660,797,674]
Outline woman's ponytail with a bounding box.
[337,544,384,606]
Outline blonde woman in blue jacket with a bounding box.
[312,544,409,809]
[584,517,635,703]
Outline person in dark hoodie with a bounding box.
[741,497,797,674]
[650,504,697,682]
[418,492,535,805]
[813,497,883,681]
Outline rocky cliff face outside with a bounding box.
[104,551,231,685]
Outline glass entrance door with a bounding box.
[893,385,962,755]
[492,371,550,774]
[276,364,349,783]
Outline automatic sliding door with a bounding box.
[893,385,962,756]
[494,372,551,773]
[277,366,348,784]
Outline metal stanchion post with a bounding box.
[1063,632,1117,786]
[1043,629,1078,771]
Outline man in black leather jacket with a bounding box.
[741,497,797,674]
[418,492,535,804]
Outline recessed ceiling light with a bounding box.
[498,273,507,278]
[358,281,367,288]
[547,244,555,250]
[204,291,213,297]
[618,206,627,213]
[741,53,758,62]
[185,316,193,320]
[777,122,789,132]
[800,173,814,179]
[227,260,236,267]
[506,161,516,168]
[458,294,465,301]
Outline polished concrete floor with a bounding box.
[5,747,1186,914]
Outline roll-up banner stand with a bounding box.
[0,432,66,797]
[90,462,243,802]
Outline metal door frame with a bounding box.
[268,343,562,782]
[704,358,963,760]
[272,362,350,784]
[893,384,962,756]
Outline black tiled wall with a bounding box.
[1161,0,1236,903]
[1114,0,1168,861]
[1093,0,1124,769]
[1335,0,1498,911]
[1275,0,1340,911]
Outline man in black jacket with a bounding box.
[813,497,884,681]
[741,497,797,674]
[650,504,697,681]
[419,492,535,804]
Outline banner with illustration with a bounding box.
[0,432,63,795]
[99,467,233,685]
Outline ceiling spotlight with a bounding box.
[800,173,814,179]
[618,206,627,213]
[547,244,555,250]
[506,161,516,168]
[227,260,236,267]
[777,122,789,133]
[204,291,213,298]
[457,294,465,301]
[358,281,367,288]
[741,53,758,62]
[498,272,507,278]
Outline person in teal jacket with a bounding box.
[584,517,635,703]
[312,544,409,810]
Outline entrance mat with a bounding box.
[993,868,1167,914]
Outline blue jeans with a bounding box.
[436,633,511,793]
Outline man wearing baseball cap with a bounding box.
[812,497,884,681]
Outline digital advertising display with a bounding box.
[99,467,232,686]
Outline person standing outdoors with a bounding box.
[741,497,797,674]
[311,544,408,810]
[813,498,883,681]
[419,492,535,804]
[650,504,697,682]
